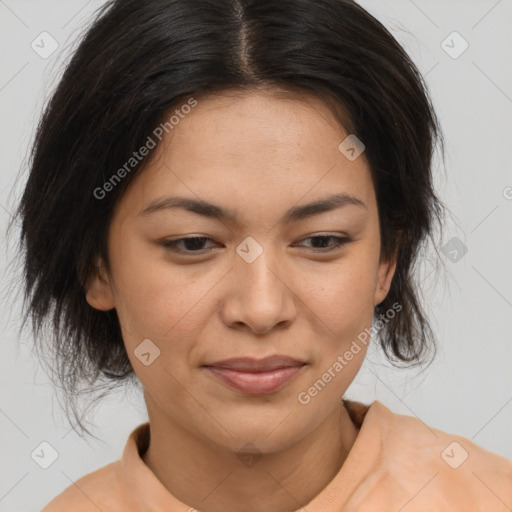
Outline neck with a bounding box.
[142,401,359,512]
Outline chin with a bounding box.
[194,406,319,454]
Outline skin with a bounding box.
[85,88,397,512]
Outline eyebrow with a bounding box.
[139,192,367,224]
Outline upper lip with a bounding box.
[203,356,305,373]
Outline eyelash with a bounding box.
[160,235,352,255]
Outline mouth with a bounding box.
[202,356,307,395]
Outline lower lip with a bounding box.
[204,365,305,395]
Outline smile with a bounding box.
[202,356,307,395]
[205,365,304,395]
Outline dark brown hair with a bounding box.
[9,0,449,434]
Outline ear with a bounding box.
[373,247,399,308]
[83,257,115,311]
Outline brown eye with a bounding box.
[297,235,352,252]
[160,236,218,254]
[159,234,352,256]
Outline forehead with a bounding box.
[113,89,376,226]
[169,87,351,151]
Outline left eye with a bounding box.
[160,235,351,254]
[297,235,352,251]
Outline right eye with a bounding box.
[159,236,219,254]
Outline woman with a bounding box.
[11,0,511,510]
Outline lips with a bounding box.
[202,356,306,395]
[207,356,304,372]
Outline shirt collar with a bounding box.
[118,400,389,511]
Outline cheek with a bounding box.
[109,229,378,356]
[300,252,378,335]
[109,237,220,349]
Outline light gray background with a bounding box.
[1,1,511,510]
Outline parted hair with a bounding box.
[9,0,448,434]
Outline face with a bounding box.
[85,88,397,453]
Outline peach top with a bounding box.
[41,400,512,511]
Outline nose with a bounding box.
[220,247,297,335]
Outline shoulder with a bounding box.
[41,422,151,511]
[364,401,512,510]
[40,461,128,512]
